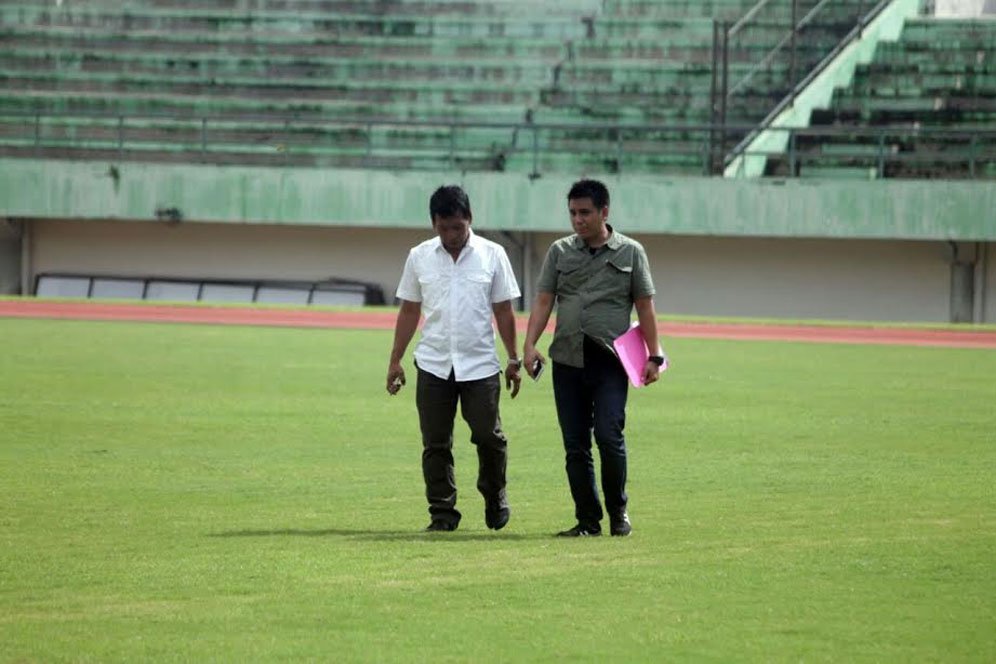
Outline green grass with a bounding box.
[1,317,994,662]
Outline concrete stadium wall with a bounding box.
[531,232,989,323]
[6,160,996,321]
[4,159,995,242]
[25,219,995,323]
[27,219,432,301]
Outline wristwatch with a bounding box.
[647,355,665,367]
[507,358,522,368]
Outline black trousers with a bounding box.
[551,337,630,528]
[415,366,508,526]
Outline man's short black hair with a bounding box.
[430,185,472,221]
[567,179,610,209]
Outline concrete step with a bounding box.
[0,71,546,106]
[0,6,593,39]
[5,0,603,18]
[0,50,559,86]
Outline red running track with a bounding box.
[2,299,995,349]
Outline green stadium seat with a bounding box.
[764,18,996,179]
[0,0,878,176]
[798,165,879,179]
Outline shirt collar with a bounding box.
[434,227,477,255]
[572,224,619,251]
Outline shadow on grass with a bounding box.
[209,528,551,542]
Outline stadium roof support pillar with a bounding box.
[20,220,33,296]
[949,242,976,323]
[974,242,990,323]
[0,219,23,295]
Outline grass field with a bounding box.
[1,316,994,662]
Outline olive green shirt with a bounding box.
[537,226,655,368]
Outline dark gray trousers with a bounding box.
[415,366,508,526]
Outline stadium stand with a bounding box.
[764,16,996,178]
[526,0,883,174]
[0,1,585,171]
[0,0,875,176]
[1,1,993,323]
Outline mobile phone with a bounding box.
[531,359,545,381]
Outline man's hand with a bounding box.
[641,361,660,386]
[523,346,546,379]
[386,363,406,395]
[505,361,521,399]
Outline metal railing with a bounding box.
[1,109,994,178]
[710,0,891,171]
[760,125,996,178]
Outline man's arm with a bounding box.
[523,291,555,378]
[634,295,661,385]
[386,299,421,395]
[492,300,521,398]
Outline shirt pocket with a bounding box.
[417,270,446,302]
[555,257,587,293]
[465,269,493,303]
[605,256,634,292]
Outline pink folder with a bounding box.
[612,322,668,388]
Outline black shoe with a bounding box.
[556,523,601,537]
[425,520,458,532]
[485,506,510,531]
[610,513,632,537]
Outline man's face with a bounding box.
[568,197,608,242]
[432,213,471,253]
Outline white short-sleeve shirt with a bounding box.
[396,229,521,382]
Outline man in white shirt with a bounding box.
[386,185,522,532]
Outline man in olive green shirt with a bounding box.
[523,179,662,537]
